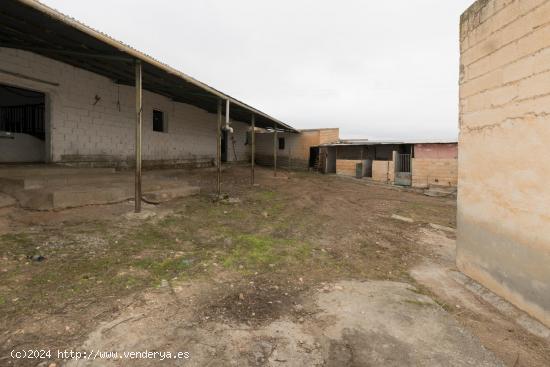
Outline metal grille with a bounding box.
[398,154,411,173]
[0,103,45,140]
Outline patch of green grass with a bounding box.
[256,190,277,201]
[221,234,312,271]
[133,257,193,280]
[119,224,175,253]
[0,233,35,255]
[403,299,435,307]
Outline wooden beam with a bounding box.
[135,60,143,213]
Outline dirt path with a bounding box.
[0,166,548,366]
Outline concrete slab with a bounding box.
[0,166,200,210]
[0,166,115,178]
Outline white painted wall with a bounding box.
[0,47,248,165]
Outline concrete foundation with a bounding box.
[0,166,199,210]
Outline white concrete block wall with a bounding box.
[226,121,250,162]
[0,47,249,165]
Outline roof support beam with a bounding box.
[251,114,255,186]
[135,60,143,213]
[216,98,222,197]
[225,99,231,127]
[273,126,278,177]
[0,68,59,86]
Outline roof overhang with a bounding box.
[0,0,298,132]
[319,140,458,147]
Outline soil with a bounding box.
[0,166,548,366]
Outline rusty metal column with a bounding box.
[216,99,222,197]
[273,127,277,177]
[251,114,255,185]
[134,60,143,213]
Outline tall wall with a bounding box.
[458,0,550,327]
[0,47,248,167]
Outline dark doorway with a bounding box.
[221,130,228,162]
[309,147,320,169]
[0,84,46,162]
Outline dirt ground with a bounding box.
[0,166,548,366]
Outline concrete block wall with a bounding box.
[414,143,458,159]
[336,160,361,177]
[255,130,323,170]
[372,160,394,184]
[459,0,550,327]
[0,47,248,166]
[318,128,340,144]
[411,159,458,188]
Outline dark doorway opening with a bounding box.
[221,130,228,162]
[0,84,46,163]
[309,147,320,169]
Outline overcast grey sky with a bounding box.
[42,0,473,140]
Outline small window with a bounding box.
[278,137,285,150]
[153,110,165,132]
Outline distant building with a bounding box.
[320,140,458,188]
[254,128,339,170]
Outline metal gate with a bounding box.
[395,153,412,186]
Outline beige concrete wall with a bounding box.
[336,160,362,176]
[372,160,394,184]
[0,47,248,167]
[458,0,550,327]
[411,159,458,188]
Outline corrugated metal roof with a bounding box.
[0,0,298,132]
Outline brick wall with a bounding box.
[0,47,248,166]
[411,158,458,188]
[372,160,394,184]
[458,0,550,327]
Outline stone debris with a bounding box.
[391,214,414,223]
[429,223,456,233]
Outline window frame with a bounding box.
[152,109,166,133]
[278,137,285,150]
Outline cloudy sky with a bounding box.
[42,0,473,140]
